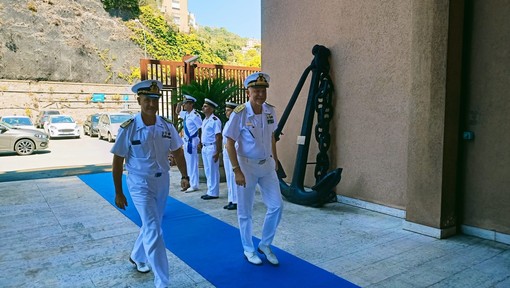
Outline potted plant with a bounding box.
[180,77,239,125]
[179,77,240,183]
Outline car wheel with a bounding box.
[14,139,35,156]
[84,129,88,136]
[107,132,113,142]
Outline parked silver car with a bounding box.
[35,110,60,128]
[97,113,132,142]
[83,113,100,137]
[0,115,37,130]
[0,122,49,155]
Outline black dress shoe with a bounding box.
[202,195,219,200]
[225,203,237,210]
[223,202,233,209]
[201,194,208,199]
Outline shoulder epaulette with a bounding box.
[193,110,200,116]
[265,102,274,107]
[120,118,133,128]
[160,116,172,123]
[234,103,246,113]
[212,116,218,121]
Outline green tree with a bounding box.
[195,27,247,64]
[101,0,140,17]
[128,6,223,63]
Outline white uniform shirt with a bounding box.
[179,110,202,139]
[201,114,222,145]
[111,114,183,176]
[223,101,277,160]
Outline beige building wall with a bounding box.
[262,0,510,243]
[161,0,190,33]
[263,0,415,210]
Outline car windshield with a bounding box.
[51,116,74,123]
[110,114,132,123]
[2,117,33,125]
[91,115,100,122]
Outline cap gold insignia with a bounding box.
[138,81,161,95]
[248,73,269,88]
[149,82,160,93]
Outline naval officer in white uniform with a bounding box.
[223,72,283,266]
[200,98,222,200]
[111,79,190,288]
[222,101,239,210]
[176,95,202,192]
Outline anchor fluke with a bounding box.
[311,168,343,193]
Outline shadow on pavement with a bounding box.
[0,150,52,157]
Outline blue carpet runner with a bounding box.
[79,173,358,288]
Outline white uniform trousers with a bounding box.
[236,156,283,252]
[183,137,199,189]
[223,150,237,203]
[127,172,170,288]
[201,144,220,197]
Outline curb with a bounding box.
[0,164,112,182]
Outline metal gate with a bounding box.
[140,57,260,121]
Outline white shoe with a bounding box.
[258,245,279,266]
[185,187,197,193]
[129,257,150,273]
[243,251,262,265]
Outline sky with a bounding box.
[188,0,261,39]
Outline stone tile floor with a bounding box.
[0,168,509,287]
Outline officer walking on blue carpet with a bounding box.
[200,98,222,200]
[176,94,202,192]
[223,72,283,266]
[111,80,190,288]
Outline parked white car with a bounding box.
[44,115,80,139]
[0,115,37,130]
[97,113,132,142]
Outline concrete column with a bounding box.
[405,0,464,238]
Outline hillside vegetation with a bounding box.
[0,0,260,84]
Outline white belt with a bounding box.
[202,143,215,146]
[239,156,270,165]
[128,171,164,177]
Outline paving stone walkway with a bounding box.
[0,168,509,287]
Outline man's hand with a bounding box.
[213,152,220,162]
[234,168,246,187]
[115,192,128,210]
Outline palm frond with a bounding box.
[181,78,240,123]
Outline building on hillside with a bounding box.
[242,38,261,53]
[160,0,190,33]
[188,12,198,31]
[262,0,510,245]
